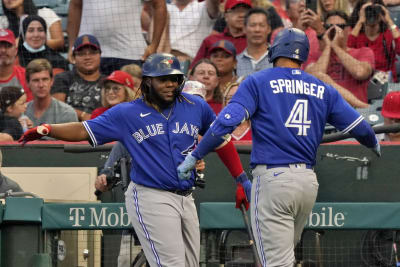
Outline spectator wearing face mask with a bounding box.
[17,15,69,74]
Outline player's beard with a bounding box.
[148,85,179,110]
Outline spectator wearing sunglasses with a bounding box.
[305,10,374,107]
[90,71,137,119]
[348,0,400,82]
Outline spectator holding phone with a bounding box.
[348,0,400,82]
[285,0,321,67]
[306,10,374,107]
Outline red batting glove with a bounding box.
[236,183,250,210]
[18,124,51,145]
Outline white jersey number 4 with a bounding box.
[285,99,311,136]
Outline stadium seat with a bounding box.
[53,3,70,31]
[356,100,384,126]
[388,82,400,92]
[33,0,60,8]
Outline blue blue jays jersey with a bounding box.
[83,93,215,190]
[231,67,364,166]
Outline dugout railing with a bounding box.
[2,197,400,267]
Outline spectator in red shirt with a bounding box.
[190,0,252,68]
[90,70,137,119]
[348,0,400,82]
[0,29,32,101]
[306,10,374,107]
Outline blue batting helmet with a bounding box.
[142,53,184,77]
[268,28,310,63]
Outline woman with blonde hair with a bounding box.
[90,71,137,119]
[121,64,142,93]
[317,0,350,17]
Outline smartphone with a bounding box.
[306,0,317,14]
[328,27,336,40]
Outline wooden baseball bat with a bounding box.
[240,203,262,267]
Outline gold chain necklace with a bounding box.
[160,105,174,120]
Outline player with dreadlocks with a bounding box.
[19,53,251,267]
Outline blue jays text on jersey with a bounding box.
[83,93,215,191]
[132,122,200,144]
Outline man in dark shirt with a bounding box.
[51,34,105,121]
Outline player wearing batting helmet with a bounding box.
[178,28,381,267]
[19,53,250,267]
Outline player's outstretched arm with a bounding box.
[18,122,89,145]
[177,103,248,179]
[349,120,381,157]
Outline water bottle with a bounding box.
[19,114,29,132]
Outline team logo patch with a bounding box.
[81,35,90,45]
[292,69,301,75]
[160,59,174,68]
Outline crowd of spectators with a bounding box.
[1,0,400,142]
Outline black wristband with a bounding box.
[317,33,324,40]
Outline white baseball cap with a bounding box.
[182,81,207,100]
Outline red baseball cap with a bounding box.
[224,0,252,12]
[382,91,400,119]
[0,29,16,45]
[105,71,135,90]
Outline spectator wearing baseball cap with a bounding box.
[378,91,400,142]
[182,80,207,100]
[209,40,242,95]
[90,70,137,119]
[51,34,105,121]
[0,86,27,141]
[0,28,32,102]
[190,0,252,68]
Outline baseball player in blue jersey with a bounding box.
[18,53,250,267]
[178,28,381,267]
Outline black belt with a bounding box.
[266,164,313,169]
[166,189,193,196]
